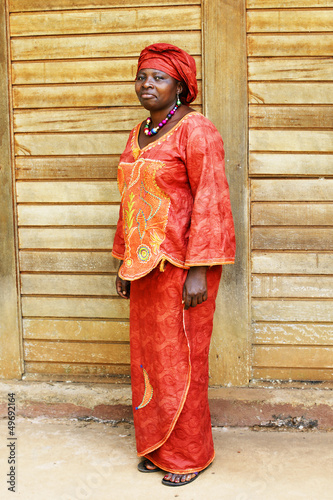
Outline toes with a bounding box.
[174,475,181,483]
[164,473,172,481]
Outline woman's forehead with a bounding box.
[137,68,173,78]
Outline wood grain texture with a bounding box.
[11,32,201,60]
[17,181,120,202]
[15,156,120,180]
[252,252,333,275]
[23,362,130,378]
[248,57,333,81]
[248,34,333,57]
[19,251,119,272]
[22,296,129,319]
[252,227,333,251]
[251,203,333,226]
[250,130,333,152]
[249,105,333,129]
[23,318,129,341]
[249,153,333,177]
[253,345,333,368]
[251,179,333,201]
[247,0,333,7]
[18,205,120,226]
[19,228,116,249]
[252,299,333,322]
[252,275,333,298]
[21,274,117,296]
[23,339,130,363]
[252,367,333,382]
[249,83,333,105]
[252,322,333,345]
[247,10,333,32]
[10,6,201,36]
[9,0,200,11]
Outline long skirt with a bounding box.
[129,262,222,474]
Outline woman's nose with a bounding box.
[142,77,154,88]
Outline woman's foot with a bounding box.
[137,459,161,473]
[162,472,199,486]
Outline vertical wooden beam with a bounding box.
[0,1,23,379]
[204,0,249,385]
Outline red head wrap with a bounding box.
[136,43,198,105]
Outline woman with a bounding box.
[112,43,235,486]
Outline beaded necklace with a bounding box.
[144,95,182,136]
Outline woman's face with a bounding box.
[135,68,182,112]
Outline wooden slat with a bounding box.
[11,32,201,61]
[15,157,119,180]
[252,323,333,345]
[248,57,333,81]
[22,296,129,318]
[251,179,333,201]
[252,275,333,298]
[248,34,333,57]
[19,251,119,272]
[15,133,129,156]
[252,227,333,251]
[247,10,333,33]
[23,362,130,378]
[253,345,333,368]
[21,274,117,296]
[18,205,119,226]
[250,130,333,152]
[247,0,333,7]
[249,105,333,129]
[13,82,202,109]
[19,228,116,249]
[249,153,333,177]
[252,367,333,382]
[252,299,333,322]
[12,57,202,85]
[9,0,201,12]
[17,181,120,202]
[24,339,130,363]
[251,203,333,226]
[23,318,129,341]
[252,252,333,275]
[10,6,201,36]
[249,83,333,105]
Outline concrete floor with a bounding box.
[1,417,332,500]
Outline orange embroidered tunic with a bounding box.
[112,112,235,280]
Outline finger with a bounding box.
[182,284,186,304]
[191,296,197,308]
[184,293,191,310]
[197,295,203,305]
[203,290,208,302]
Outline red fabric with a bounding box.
[112,112,235,281]
[136,43,198,104]
[130,262,222,473]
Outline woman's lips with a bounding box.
[141,93,155,99]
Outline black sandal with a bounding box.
[162,471,199,486]
[137,459,161,473]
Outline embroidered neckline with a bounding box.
[131,112,198,160]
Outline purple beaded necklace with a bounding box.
[144,95,182,136]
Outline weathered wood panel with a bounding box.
[251,179,333,201]
[252,367,333,382]
[20,251,119,272]
[15,157,120,180]
[22,296,129,318]
[252,276,333,298]
[248,34,333,57]
[18,205,119,226]
[19,228,116,249]
[253,345,333,368]
[252,323,333,345]
[249,105,333,129]
[17,181,120,203]
[249,153,333,177]
[252,252,333,275]
[11,32,201,60]
[247,0,333,7]
[248,57,333,81]
[252,299,333,322]
[252,227,333,251]
[21,274,117,296]
[10,6,201,36]
[249,83,333,105]
[24,340,130,363]
[251,203,333,226]
[23,318,129,341]
[9,0,201,11]
[247,10,333,32]
[23,362,131,378]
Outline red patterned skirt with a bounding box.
[129,262,222,474]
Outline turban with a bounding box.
[136,43,198,105]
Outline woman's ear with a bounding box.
[177,82,183,95]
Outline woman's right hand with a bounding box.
[116,273,131,299]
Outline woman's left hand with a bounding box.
[182,266,208,310]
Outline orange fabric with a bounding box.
[112,112,236,281]
[130,263,222,473]
[136,43,198,104]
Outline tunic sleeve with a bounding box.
[111,202,125,260]
[184,120,236,266]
